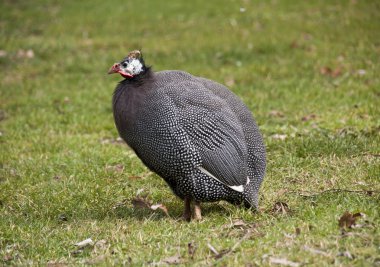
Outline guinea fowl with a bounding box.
[108,50,266,221]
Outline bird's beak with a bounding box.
[108,63,120,74]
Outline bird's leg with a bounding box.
[182,197,191,222]
[193,201,202,221]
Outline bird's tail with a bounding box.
[242,182,259,209]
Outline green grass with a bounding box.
[1,0,379,265]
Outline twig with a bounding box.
[207,243,219,255]
[196,230,252,266]
[228,230,252,254]
[288,188,380,198]
[213,230,252,263]
[361,152,380,158]
[303,245,331,257]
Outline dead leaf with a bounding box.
[337,55,345,62]
[303,245,330,257]
[47,261,68,267]
[290,40,299,49]
[132,197,170,216]
[284,233,296,241]
[94,239,107,251]
[100,138,111,144]
[357,69,366,76]
[272,202,290,215]
[58,214,68,222]
[207,230,253,262]
[162,254,182,265]
[295,228,301,235]
[85,255,106,265]
[269,257,300,267]
[9,169,17,176]
[112,198,129,209]
[17,49,34,59]
[338,211,362,229]
[3,244,19,262]
[301,114,317,121]
[331,67,342,77]
[269,110,285,118]
[150,203,169,216]
[277,189,287,197]
[303,33,313,41]
[320,66,332,75]
[105,164,124,173]
[71,248,84,257]
[128,175,142,180]
[0,50,7,57]
[207,243,229,259]
[129,172,151,180]
[358,113,369,119]
[311,123,319,129]
[320,66,342,77]
[63,97,70,103]
[221,219,253,231]
[215,249,230,259]
[224,76,236,87]
[306,45,317,53]
[100,137,125,145]
[0,110,6,121]
[271,134,287,140]
[207,243,219,255]
[75,238,94,248]
[136,188,145,196]
[354,181,367,186]
[337,251,354,259]
[132,197,151,209]
[188,241,197,259]
[232,219,247,228]
[3,254,13,262]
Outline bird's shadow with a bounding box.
[110,200,236,222]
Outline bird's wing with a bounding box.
[167,81,248,190]
[198,76,266,187]
[180,110,248,191]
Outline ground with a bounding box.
[0,0,379,266]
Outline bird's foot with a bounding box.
[182,197,192,222]
[193,201,202,221]
[182,211,191,222]
[181,198,202,221]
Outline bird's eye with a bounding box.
[122,62,128,68]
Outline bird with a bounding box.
[108,50,266,221]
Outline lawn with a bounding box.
[0,0,379,266]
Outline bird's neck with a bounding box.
[112,67,154,143]
[122,67,154,87]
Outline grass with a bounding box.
[1,0,379,265]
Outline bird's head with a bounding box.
[108,50,146,79]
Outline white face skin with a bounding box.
[120,58,144,76]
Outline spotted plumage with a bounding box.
[109,50,266,220]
